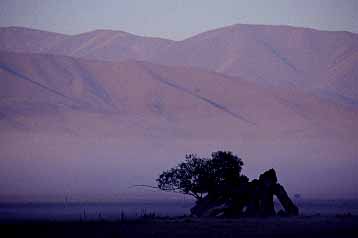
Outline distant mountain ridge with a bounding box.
[0,26,173,61]
[1,24,357,104]
[0,26,69,53]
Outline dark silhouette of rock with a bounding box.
[190,168,299,218]
[258,169,277,217]
[273,183,299,216]
[245,179,261,216]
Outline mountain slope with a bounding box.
[1,51,356,137]
[48,30,174,61]
[0,27,173,62]
[0,27,69,53]
[2,24,357,104]
[149,24,358,101]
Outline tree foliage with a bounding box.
[157,151,246,200]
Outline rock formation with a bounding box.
[191,169,299,217]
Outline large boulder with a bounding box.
[273,183,299,216]
[190,168,299,218]
[258,169,277,216]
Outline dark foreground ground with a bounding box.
[1,216,358,238]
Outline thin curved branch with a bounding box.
[129,184,198,199]
[129,184,159,189]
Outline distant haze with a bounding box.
[0,0,357,40]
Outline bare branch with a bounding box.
[129,184,197,198]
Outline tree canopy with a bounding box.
[157,151,247,200]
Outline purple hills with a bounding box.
[0,24,357,201]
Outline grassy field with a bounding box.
[1,215,358,238]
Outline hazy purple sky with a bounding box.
[0,0,357,39]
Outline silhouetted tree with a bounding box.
[157,151,246,200]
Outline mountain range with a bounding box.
[0,24,357,201]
